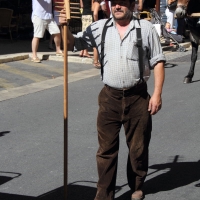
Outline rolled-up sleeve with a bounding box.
[148,25,166,68]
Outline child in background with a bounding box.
[165,22,177,34]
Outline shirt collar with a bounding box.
[109,16,139,30]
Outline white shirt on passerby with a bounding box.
[165,0,177,28]
[32,0,53,20]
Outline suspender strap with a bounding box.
[136,20,144,82]
[100,18,113,80]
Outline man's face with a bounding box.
[111,0,134,21]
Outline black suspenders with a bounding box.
[136,20,144,83]
[100,18,144,82]
[100,18,113,80]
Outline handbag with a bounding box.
[167,0,177,11]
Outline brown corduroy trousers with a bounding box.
[94,82,152,200]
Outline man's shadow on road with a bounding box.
[0,155,200,200]
[143,155,200,194]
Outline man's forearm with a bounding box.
[148,61,165,115]
[153,61,165,96]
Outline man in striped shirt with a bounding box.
[60,0,165,199]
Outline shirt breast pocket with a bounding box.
[126,42,139,61]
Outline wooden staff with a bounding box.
[56,0,70,199]
[63,1,70,200]
[55,0,81,199]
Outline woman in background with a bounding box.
[79,0,93,58]
[49,0,63,50]
[92,0,108,68]
[165,0,177,29]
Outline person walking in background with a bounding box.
[49,0,64,50]
[99,0,110,18]
[165,0,186,38]
[133,0,143,18]
[92,0,108,68]
[59,0,165,199]
[165,0,177,29]
[79,0,93,58]
[31,0,63,63]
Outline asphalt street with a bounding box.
[0,59,95,92]
[0,49,200,200]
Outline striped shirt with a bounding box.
[74,17,166,89]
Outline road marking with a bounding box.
[0,68,100,102]
[20,59,64,74]
[0,64,48,82]
[0,78,17,89]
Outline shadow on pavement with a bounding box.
[0,185,131,200]
[144,155,200,194]
[1,155,200,199]
[0,171,21,186]
[0,131,10,137]
[164,63,178,68]
[0,39,53,55]
[191,79,200,83]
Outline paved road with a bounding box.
[0,47,193,95]
[0,49,200,200]
[0,59,95,91]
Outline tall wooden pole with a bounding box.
[56,0,81,198]
[63,0,70,199]
[63,23,68,200]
